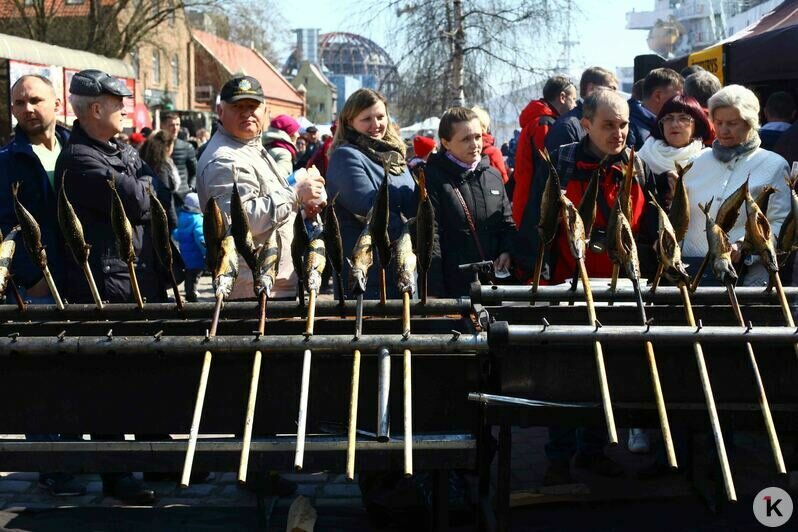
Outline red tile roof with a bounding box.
[192,29,303,106]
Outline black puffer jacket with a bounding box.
[171,137,197,201]
[425,152,516,297]
[54,121,161,304]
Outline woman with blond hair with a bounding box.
[326,88,416,299]
[471,106,509,183]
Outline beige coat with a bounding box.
[197,124,298,300]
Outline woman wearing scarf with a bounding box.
[263,114,301,178]
[638,94,711,207]
[683,85,790,287]
[425,107,516,297]
[326,88,416,299]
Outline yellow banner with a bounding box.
[688,45,724,84]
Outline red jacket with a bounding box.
[512,99,558,225]
[481,132,509,184]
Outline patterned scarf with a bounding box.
[344,128,407,175]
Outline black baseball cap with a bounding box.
[220,76,265,103]
[70,69,132,97]
[306,126,318,133]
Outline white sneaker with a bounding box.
[628,428,650,454]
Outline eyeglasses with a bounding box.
[659,114,694,127]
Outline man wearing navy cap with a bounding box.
[54,69,158,504]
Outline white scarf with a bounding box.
[638,137,705,175]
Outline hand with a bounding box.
[494,252,512,272]
[304,197,327,217]
[295,171,326,205]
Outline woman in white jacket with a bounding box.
[683,84,790,287]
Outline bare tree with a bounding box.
[5,0,218,58]
[369,0,569,123]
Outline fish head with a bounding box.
[712,257,738,285]
[349,266,368,294]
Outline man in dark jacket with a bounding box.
[544,66,619,154]
[54,69,157,504]
[627,68,682,151]
[760,91,796,151]
[0,74,87,498]
[162,112,197,205]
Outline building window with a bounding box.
[130,47,139,79]
[152,49,161,85]
[171,54,179,86]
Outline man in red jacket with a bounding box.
[512,75,577,225]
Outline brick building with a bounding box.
[192,29,305,119]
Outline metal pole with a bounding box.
[376,347,391,442]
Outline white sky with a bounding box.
[276,0,653,82]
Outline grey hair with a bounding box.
[684,71,721,107]
[708,84,760,130]
[583,87,628,121]
[68,93,103,118]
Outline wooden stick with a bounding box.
[402,291,413,477]
[631,280,677,468]
[41,266,64,311]
[771,272,798,359]
[238,292,267,484]
[650,263,664,294]
[689,254,710,292]
[679,283,736,501]
[169,272,184,311]
[531,242,544,295]
[578,259,617,444]
[82,262,103,310]
[180,293,224,487]
[8,279,25,312]
[608,264,620,306]
[295,289,317,471]
[127,261,144,310]
[726,282,786,474]
[379,268,387,306]
[346,293,364,480]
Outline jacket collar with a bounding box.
[70,120,121,156]
[10,123,70,153]
[217,123,262,148]
[429,151,490,184]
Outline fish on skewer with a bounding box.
[649,192,690,287]
[370,165,391,303]
[532,149,562,292]
[149,187,184,310]
[671,162,692,243]
[203,197,225,273]
[254,227,280,298]
[568,169,600,291]
[58,176,102,309]
[561,196,585,262]
[777,176,798,262]
[230,171,258,275]
[304,227,327,295]
[415,168,435,304]
[607,152,636,297]
[291,208,309,305]
[744,186,779,274]
[754,185,776,215]
[348,214,374,295]
[393,214,417,297]
[213,235,239,299]
[322,195,345,307]
[699,199,738,285]
[107,177,144,309]
[0,227,20,299]
[12,182,63,309]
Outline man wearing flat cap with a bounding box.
[198,75,326,301]
[53,69,160,504]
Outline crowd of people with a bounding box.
[1,59,796,501]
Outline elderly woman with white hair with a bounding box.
[682,84,790,286]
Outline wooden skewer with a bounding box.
[82,262,103,310]
[608,264,620,306]
[770,272,798,359]
[126,262,144,310]
[689,254,710,292]
[8,279,26,312]
[295,288,317,471]
[577,259,617,444]
[346,292,365,481]
[180,292,224,487]
[41,266,64,311]
[531,242,545,295]
[379,268,387,306]
[678,283,736,501]
[238,291,268,484]
[725,282,786,474]
[650,263,664,294]
[402,291,413,477]
[169,272,184,311]
[631,279,677,468]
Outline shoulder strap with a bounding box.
[450,179,486,260]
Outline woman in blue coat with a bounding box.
[326,88,417,299]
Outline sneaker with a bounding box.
[627,428,650,454]
[103,474,155,505]
[573,452,624,477]
[39,473,86,496]
[542,460,573,486]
